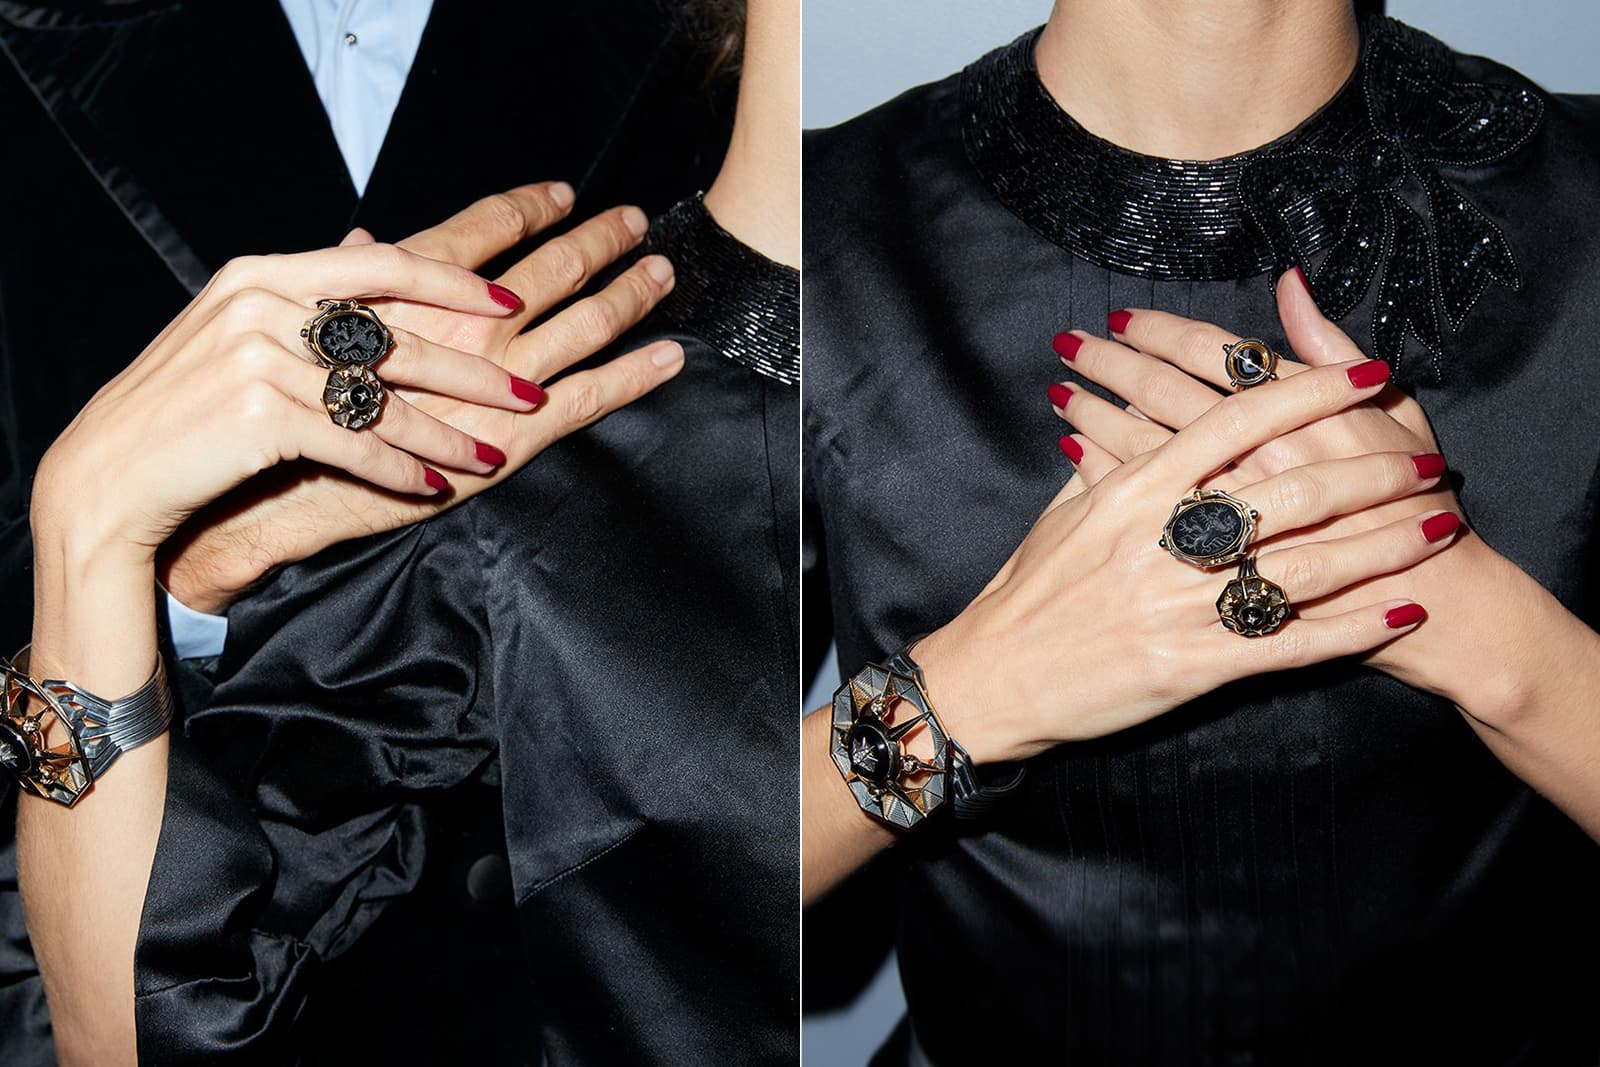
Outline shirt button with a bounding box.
[344,32,358,47]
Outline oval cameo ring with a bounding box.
[301,298,394,370]
[1223,337,1279,390]
[1159,488,1259,568]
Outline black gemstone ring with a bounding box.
[301,298,394,370]
[1159,488,1259,568]
[1217,556,1292,637]
[1223,337,1279,390]
[323,364,386,430]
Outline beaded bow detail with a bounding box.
[1243,20,1544,377]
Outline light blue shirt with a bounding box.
[164,0,432,659]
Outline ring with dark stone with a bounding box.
[1223,337,1280,390]
[1159,488,1260,568]
[322,364,386,430]
[301,299,394,369]
[1217,556,1292,638]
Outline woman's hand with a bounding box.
[158,183,683,612]
[913,357,1461,765]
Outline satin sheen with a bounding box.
[804,22,1600,1066]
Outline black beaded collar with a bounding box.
[962,17,1544,376]
[641,197,800,386]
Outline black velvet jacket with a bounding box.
[805,18,1600,1066]
[0,1,737,1062]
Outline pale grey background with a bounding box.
[801,2,1600,1063]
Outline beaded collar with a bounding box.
[962,17,1544,377]
[641,196,800,386]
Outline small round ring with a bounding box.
[1223,337,1280,390]
[1158,488,1260,568]
[1217,556,1292,637]
[323,364,386,430]
[301,298,394,369]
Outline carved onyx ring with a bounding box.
[301,298,394,370]
[1217,556,1292,637]
[1223,337,1280,390]
[322,365,386,430]
[1159,488,1259,568]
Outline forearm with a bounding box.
[801,708,894,904]
[19,524,168,1065]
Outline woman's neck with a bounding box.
[702,0,800,268]
[1035,0,1359,160]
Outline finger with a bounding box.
[1109,308,1312,395]
[1255,508,1463,605]
[1233,450,1447,539]
[279,397,450,498]
[215,243,523,316]
[528,340,685,440]
[340,227,377,247]
[495,205,650,329]
[398,182,575,268]
[1056,329,1223,430]
[509,255,674,381]
[383,326,546,411]
[1057,432,1119,488]
[1227,598,1427,670]
[1049,380,1171,460]
[1156,359,1393,490]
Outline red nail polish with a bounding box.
[1290,264,1309,289]
[1059,435,1084,463]
[1411,453,1446,479]
[1385,603,1427,629]
[475,441,506,467]
[509,375,546,406]
[1047,383,1073,408]
[1347,360,1391,388]
[1053,332,1083,362]
[1421,512,1461,543]
[487,283,522,311]
[1107,309,1132,334]
[424,468,449,492]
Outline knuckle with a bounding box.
[562,381,606,427]
[1265,625,1312,665]
[481,192,529,238]
[214,255,262,290]
[1178,323,1218,365]
[1266,472,1316,519]
[542,241,589,294]
[1208,395,1254,446]
[234,378,282,429]
[219,287,278,330]
[1276,552,1322,600]
[1131,365,1177,409]
[570,299,621,344]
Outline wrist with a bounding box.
[912,623,1027,766]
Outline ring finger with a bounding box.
[1109,308,1312,396]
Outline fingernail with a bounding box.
[1290,264,1309,288]
[1411,453,1446,479]
[1053,332,1083,362]
[475,441,506,467]
[1347,360,1390,388]
[1047,383,1073,408]
[1059,435,1084,463]
[509,375,546,406]
[643,254,674,285]
[424,468,449,493]
[549,181,575,208]
[622,206,649,236]
[487,283,522,311]
[1421,512,1461,543]
[651,341,685,369]
[1385,603,1427,629]
[1108,309,1132,334]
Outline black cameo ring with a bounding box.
[1159,488,1259,568]
[1223,337,1280,390]
[1217,556,1292,637]
[323,364,386,430]
[301,299,394,369]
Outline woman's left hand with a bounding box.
[1046,268,1561,721]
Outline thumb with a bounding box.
[339,227,377,247]
[1276,266,1365,366]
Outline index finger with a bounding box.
[1109,307,1311,393]
[398,182,576,268]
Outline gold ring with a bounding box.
[1217,556,1292,637]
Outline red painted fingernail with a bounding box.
[1107,309,1132,334]
[1059,435,1084,463]
[1421,512,1461,543]
[1053,332,1083,361]
[1047,383,1073,408]
[1385,603,1427,629]
[1411,453,1446,479]
[1347,360,1390,388]
[475,441,506,467]
[424,468,449,492]
[487,283,522,311]
[509,375,546,406]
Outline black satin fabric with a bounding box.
[804,22,1600,1066]
[130,204,799,1064]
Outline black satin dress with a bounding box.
[125,200,798,1064]
[804,18,1600,1065]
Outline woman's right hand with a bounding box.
[913,358,1462,765]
